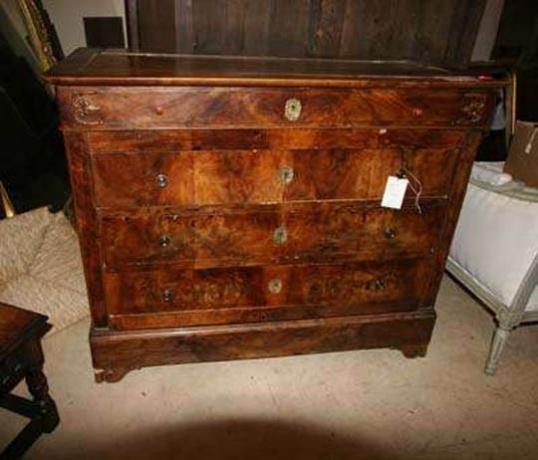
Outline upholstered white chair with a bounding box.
[447,162,538,375]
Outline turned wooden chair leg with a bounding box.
[485,325,512,375]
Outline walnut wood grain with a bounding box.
[47,49,504,382]
[92,146,457,208]
[63,132,108,327]
[90,310,436,381]
[424,131,485,306]
[56,86,495,130]
[105,258,433,328]
[100,201,446,269]
[86,129,467,153]
[45,49,507,88]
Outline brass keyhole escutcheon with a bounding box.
[158,235,171,248]
[277,166,294,185]
[268,278,282,294]
[163,289,174,303]
[273,227,288,245]
[284,98,302,122]
[156,173,168,188]
[384,227,397,240]
[368,279,386,292]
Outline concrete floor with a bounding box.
[1,275,537,460]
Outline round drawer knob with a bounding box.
[158,235,171,248]
[368,279,386,292]
[163,289,174,303]
[156,173,168,188]
[384,227,397,239]
[273,227,288,245]
[268,278,282,294]
[284,98,302,122]
[412,107,424,117]
[277,166,294,185]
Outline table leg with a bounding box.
[26,368,60,433]
[1,339,60,458]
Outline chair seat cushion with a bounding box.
[0,208,89,332]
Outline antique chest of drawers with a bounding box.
[46,49,505,382]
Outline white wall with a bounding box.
[42,0,127,56]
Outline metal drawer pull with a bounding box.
[156,173,168,188]
[158,235,171,248]
[284,98,302,121]
[368,280,386,292]
[277,166,294,185]
[163,289,174,303]
[268,278,282,294]
[273,227,288,245]
[384,227,397,239]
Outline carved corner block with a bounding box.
[72,93,103,125]
[454,93,489,126]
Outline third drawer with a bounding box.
[100,200,446,269]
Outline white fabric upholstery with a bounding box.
[450,166,538,312]
[470,161,512,186]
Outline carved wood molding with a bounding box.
[455,93,489,126]
[72,93,103,125]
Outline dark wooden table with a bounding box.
[0,302,59,458]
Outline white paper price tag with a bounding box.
[381,176,408,209]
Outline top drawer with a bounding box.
[57,86,492,130]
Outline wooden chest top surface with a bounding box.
[45,48,508,88]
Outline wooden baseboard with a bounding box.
[90,310,436,383]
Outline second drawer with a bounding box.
[92,147,458,208]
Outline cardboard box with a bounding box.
[504,121,538,188]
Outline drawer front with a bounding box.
[59,86,492,130]
[105,258,432,327]
[86,128,468,154]
[101,201,446,269]
[92,147,458,208]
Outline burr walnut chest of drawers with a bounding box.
[46,49,506,382]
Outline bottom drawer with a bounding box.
[105,258,433,329]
